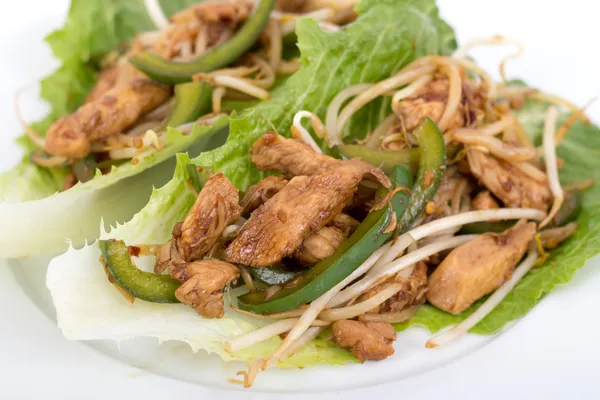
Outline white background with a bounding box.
[1,0,600,399]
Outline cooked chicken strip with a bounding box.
[44,68,171,159]
[251,132,391,187]
[224,161,370,266]
[471,190,500,211]
[172,260,240,318]
[357,262,428,314]
[393,74,485,132]
[84,66,119,104]
[294,213,358,266]
[427,219,536,315]
[240,176,289,215]
[175,173,241,262]
[332,320,396,362]
[467,149,551,211]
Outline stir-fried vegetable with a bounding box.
[164,82,213,128]
[130,0,276,84]
[99,239,180,303]
[339,144,420,174]
[249,264,305,286]
[237,165,414,314]
[398,118,446,232]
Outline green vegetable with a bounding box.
[237,165,414,314]
[339,144,420,174]
[165,82,213,129]
[0,117,230,258]
[47,0,457,366]
[250,264,305,286]
[100,239,180,303]
[398,118,446,232]
[130,0,275,84]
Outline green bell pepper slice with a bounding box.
[397,117,446,232]
[237,165,414,314]
[339,144,420,175]
[100,239,180,303]
[130,0,275,84]
[164,82,213,128]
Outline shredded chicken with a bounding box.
[44,63,171,159]
[423,167,470,220]
[427,219,536,314]
[251,132,391,187]
[154,239,186,275]
[175,173,241,261]
[84,66,119,104]
[224,161,373,267]
[467,149,551,211]
[172,260,240,318]
[293,213,358,266]
[357,262,428,314]
[332,320,396,362]
[471,190,500,211]
[393,74,486,132]
[240,176,289,215]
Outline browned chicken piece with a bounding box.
[328,213,360,236]
[393,74,486,132]
[85,66,119,104]
[240,176,289,215]
[471,190,500,211]
[422,167,470,221]
[172,260,240,318]
[155,0,252,59]
[154,239,187,275]
[251,132,391,187]
[175,173,241,262]
[427,219,536,315]
[467,149,551,211]
[275,0,307,12]
[44,69,171,159]
[357,262,428,314]
[294,213,358,265]
[224,161,371,266]
[332,320,396,362]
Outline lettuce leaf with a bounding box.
[395,95,600,335]
[47,0,454,367]
[0,118,229,258]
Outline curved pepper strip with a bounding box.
[165,82,213,129]
[339,144,420,175]
[397,118,446,232]
[237,165,414,314]
[130,0,275,84]
[100,239,180,303]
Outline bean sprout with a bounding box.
[326,84,373,147]
[540,107,563,228]
[330,235,478,308]
[144,0,170,30]
[370,208,546,278]
[358,305,420,324]
[292,111,326,152]
[450,130,537,162]
[336,65,435,139]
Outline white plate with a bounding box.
[2,0,600,398]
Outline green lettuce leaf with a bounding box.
[395,94,600,335]
[0,118,229,258]
[47,0,454,367]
